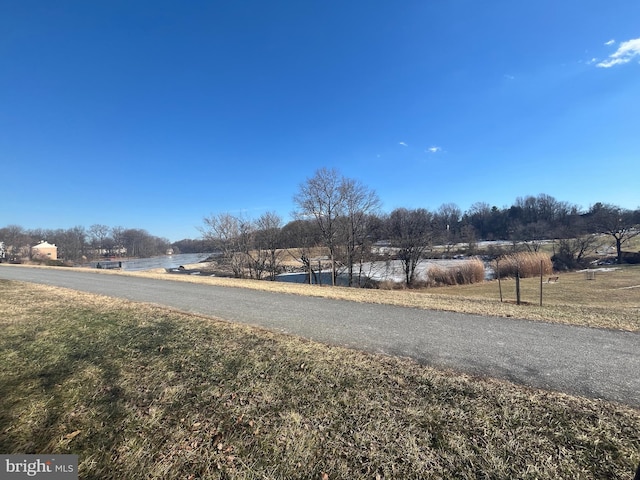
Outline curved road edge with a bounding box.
[1,265,639,408]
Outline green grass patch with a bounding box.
[1,280,639,479]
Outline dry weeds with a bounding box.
[428,257,485,286]
[495,252,554,278]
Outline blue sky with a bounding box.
[2,1,639,242]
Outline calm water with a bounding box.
[276,259,496,284]
[89,253,212,271]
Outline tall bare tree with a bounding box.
[89,224,111,257]
[111,226,126,256]
[293,168,345,285]
[434,203,462,254]
[340,178,380,286]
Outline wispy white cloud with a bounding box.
[604,39,615,46]
[504,74,515,80]
[597,37,640,68]
[399,142,408,147]
[426,146,442,154]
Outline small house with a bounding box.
[32,241,58,260]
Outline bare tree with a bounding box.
[237,219,265,279]
[512,220,550,252]
[281,219,322,283]
[0,225,32,260]
[50,226,87,261]
[111,226,126,256]
[120,228,167,258]
[255,211,284,280]
[89,224,111,257]
[293,168,345,285]
[339,178,381,286]
[201,213,247,277]
[434,203,462,254]
[387,208,433,286]
[590,203,640,264]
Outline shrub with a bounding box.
[376,280,404,290]
[428,257,486,286]
[495,252,553,278]
[622,251,640,264]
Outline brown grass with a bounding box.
[128,264,640,332]
[496,251,554,278]
[428,257,485,286]
[1,280,639,479]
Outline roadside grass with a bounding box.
[437,265,640,329]
[3,263,639,331]
[1,280,638,479]
[133,264,640,332]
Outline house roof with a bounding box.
[33,241,57,249]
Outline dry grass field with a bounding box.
[1,280,639,479]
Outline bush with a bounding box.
[428,257,486,286]
[622,251,640,264]
[495,252,553,278]
[45,259,67,267]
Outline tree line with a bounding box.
[199,168,640,286]
[2,168,638,280]
[0,224,171,263]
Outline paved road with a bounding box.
[2,266,639,407]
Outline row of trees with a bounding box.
[200,169,640,286]
[201,169,391,286]
[200,212,284,281]
[3,169,638,280]
[0,224,171,262]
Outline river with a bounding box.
[88,253,212,271]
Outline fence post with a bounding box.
[515,266,521,305]
[497,258,503,302]
[539,260,543,306]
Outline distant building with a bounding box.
[32,241,58,260]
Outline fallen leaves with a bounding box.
[64,430,81,441]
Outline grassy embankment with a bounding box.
[1,280,639,479]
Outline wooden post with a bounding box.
[515,267,521,305]
[539,260,543,306]
[497,258,503,302]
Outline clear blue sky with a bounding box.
[2,1,639,242]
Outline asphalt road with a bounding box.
[2,266,638,408]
